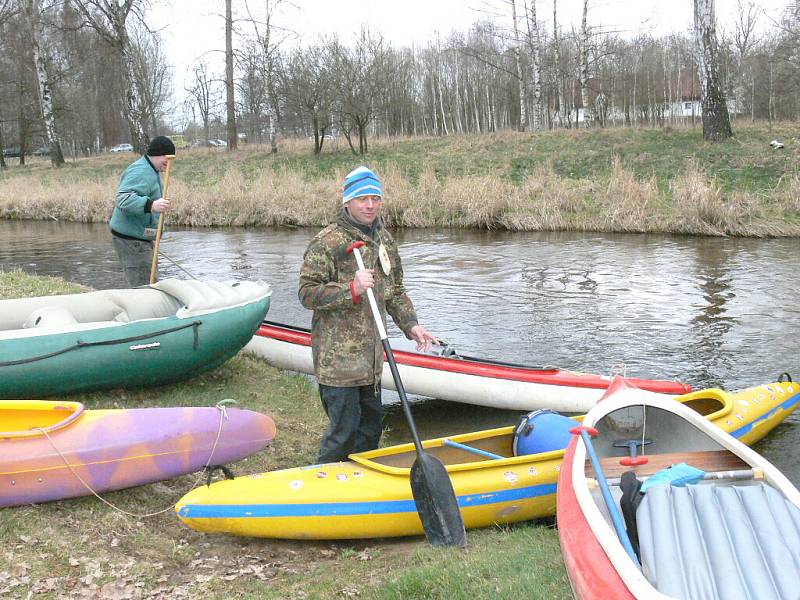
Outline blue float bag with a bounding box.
[512,409,575,456]
[640,462,705,493]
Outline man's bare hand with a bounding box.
[352,268,375,296]
[152,198,170,213]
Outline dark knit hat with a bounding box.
[147,135,176,156]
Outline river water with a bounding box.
[1,220,798,482]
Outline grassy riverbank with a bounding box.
[2,123,800,236]
[0,270,570,599]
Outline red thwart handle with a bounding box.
[570,426,599,437]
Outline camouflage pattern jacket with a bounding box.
[298,214,419,387]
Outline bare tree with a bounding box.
[284,43,333,154]
[244,0,292,154]
[0,0,20,168]
[732,0,758,121]
[551,0,565,127]
[24,0,65,166]
[0,0,14,23]
[510,0,527,131]
[186,61,217,143]
[524,0,543,131]
[329,29,392,154]
[694,0,732,140]
[578,0,591,126]
[225,0,237,150]
[130,26,170,135]
[72,0,150,152]
[237,40,268,143]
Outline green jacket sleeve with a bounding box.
[115,161,158,215]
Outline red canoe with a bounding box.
[246,321,691,412]
[557,377,800,599]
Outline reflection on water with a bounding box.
[1,220,798,482]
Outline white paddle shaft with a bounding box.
[351,246,388,340]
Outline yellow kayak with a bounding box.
[175,380,799,540]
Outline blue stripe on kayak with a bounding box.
[177,481,558,519]
[178,390,800,521]
[729,390,800,439]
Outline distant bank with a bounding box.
[1,124,798,238]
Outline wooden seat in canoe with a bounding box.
[586,450,750,480]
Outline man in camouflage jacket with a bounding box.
[299,166,437,463]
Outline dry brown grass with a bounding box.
[2,152,800,237]
[593,158,661,232]
[0,174,112,222]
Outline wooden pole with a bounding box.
[149,155,175,284]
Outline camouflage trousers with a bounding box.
[317,384,383,463]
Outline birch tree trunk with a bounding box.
[579,0,591,127]
[24,0,65,166]
[525,0,543,131]
[552,0,564,128]
[437,73,449,135]
[511,0,527,131]
[225,0,238,150]
[632,64,638,126]
[454,59,464,133]
[768,59,774,131]
[693,0,732,140]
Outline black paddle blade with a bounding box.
[410,453,467,548]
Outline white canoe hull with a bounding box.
[245,332,675,413]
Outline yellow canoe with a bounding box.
[175,380,800,540]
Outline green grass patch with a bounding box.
[367,522,570,600]
[0,270,571,599]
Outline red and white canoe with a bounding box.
[557,377,800,599]
[245,321,691,412]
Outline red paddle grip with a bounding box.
[346,241,366,254]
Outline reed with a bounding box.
[3,124,800,237]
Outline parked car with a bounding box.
[2,147,21,158]
[32,146,51,156]
[109,143,133,153]
[207,139,227,147]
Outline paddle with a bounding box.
[347,240,466,548]
[149,154,176,284]
[571,425,640,565]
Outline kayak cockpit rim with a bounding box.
[673,387,731,420]
[348,425,569,475]
[0,400,85,438]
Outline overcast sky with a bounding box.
[150,0,790,119]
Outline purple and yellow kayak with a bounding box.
[0,400,276,507]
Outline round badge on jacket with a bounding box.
[378,243,392,275]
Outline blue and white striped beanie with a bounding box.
[342,166,383,203]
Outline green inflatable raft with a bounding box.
[0,278,271,398]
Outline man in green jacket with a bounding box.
[110,136,174,286]
[299,166,437,463]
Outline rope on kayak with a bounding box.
[32,399,235,518]
[0,321,202,367]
